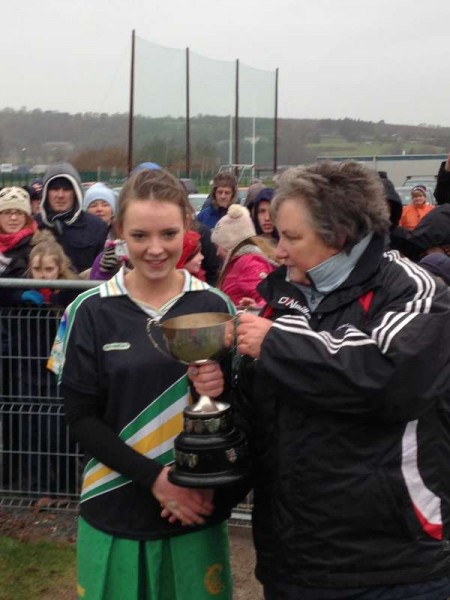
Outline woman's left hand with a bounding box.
[188,361,224,398]
[237,313,273,359]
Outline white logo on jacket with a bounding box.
[277,296,310,318]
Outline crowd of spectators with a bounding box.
[3,156,450,599]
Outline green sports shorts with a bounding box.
[76,517,232,600]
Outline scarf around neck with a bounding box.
[0,222,36,254]
[45,206,78,234]
[288,233,373,311]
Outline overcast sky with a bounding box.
[2,0,449,126]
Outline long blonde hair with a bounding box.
[28,236,78,280]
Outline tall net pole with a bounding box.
[234,59,239,171]
[273,67,279,175]
[127,30,136,175]
[185,47,191,177]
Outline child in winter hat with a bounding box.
[24,179,43,215]
[177,230,202,268]
[211,204,256,253]
[176,230,205,281]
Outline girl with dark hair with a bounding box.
[246,187,279,250]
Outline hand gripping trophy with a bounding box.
[147,312,248,487]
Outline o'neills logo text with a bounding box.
[102,342,131,351]
[278,296,310,317]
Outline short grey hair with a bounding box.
[272,161,390,251]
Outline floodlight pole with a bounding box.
[273,67,279,175]
[228,116,233,165]
[186,47,191,177]
[234,59,239,173]
[252,117,256,180]
[127,30,136,175]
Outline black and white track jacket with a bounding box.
[234,234,450,588]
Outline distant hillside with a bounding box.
[1,108,449,175]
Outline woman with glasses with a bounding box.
[0,187,37,279]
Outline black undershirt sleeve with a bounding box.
[61,383,164,490]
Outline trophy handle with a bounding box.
[235,307,260,317]
[146,318,170,356]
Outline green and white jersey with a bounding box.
[49,268,235,539]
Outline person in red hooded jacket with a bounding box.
[176,229,206,281]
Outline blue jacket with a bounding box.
[197,203,228,229]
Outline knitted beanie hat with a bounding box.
[83,182,117,213]
[211,204,256,252]
[25,179,43,201]
[0,187,32,216]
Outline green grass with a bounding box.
[309,141,396,155]
[308,138,446,158]
[0,537,76,600]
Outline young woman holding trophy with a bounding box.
[49,167,238,600]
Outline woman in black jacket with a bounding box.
[235,161,450,600]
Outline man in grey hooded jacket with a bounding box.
[35,163,108,273]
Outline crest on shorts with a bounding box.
[204,563,225,595]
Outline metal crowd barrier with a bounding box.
[0,280,252,523]
[0,278,97,511]
[1,304,80,510]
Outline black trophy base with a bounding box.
[168,466,248,488]
[168,427,249,489]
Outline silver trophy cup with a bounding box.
[147,312,248,487]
